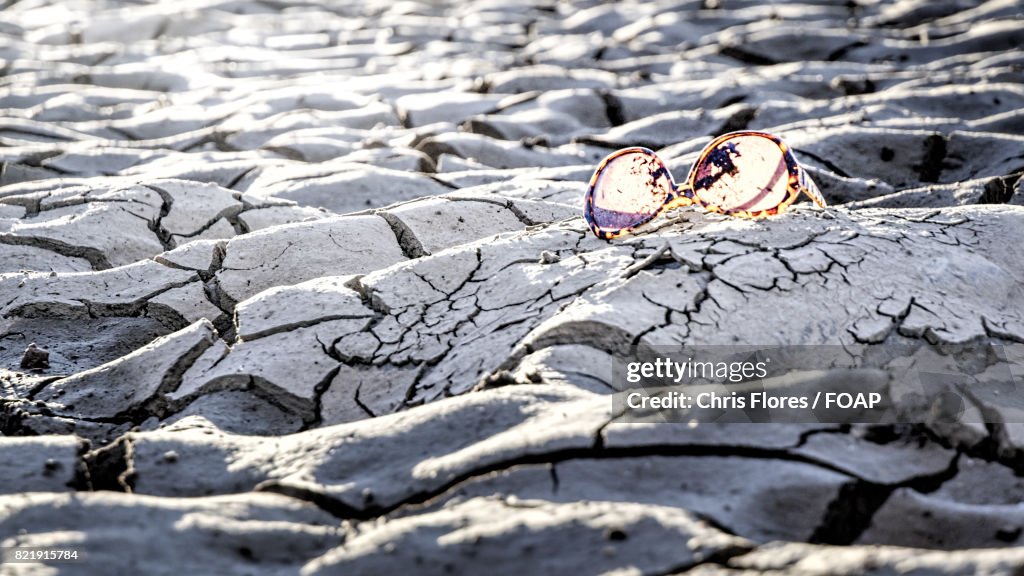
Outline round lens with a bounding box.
[587,149,672,233]
[691,135,789,213]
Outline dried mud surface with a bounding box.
[2,0,1024,573]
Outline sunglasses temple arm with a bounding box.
[798,169,827,208]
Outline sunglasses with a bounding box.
[583,130,827,239]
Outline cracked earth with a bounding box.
[2,0,1024,573]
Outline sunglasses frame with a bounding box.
[584,130,827,239]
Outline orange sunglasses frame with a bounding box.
[584,130,827,239]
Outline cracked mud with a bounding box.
[2,0,1024,573]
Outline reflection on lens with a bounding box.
[589,150,672,231]
[692,135,789,213]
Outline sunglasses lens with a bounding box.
[588,150,672,232]
[693,135,789,213]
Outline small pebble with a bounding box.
[538,251,560,264]
[19,343,50,370]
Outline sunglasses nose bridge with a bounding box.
[664,183,695,210]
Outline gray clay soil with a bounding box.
[2,0,1024,574]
